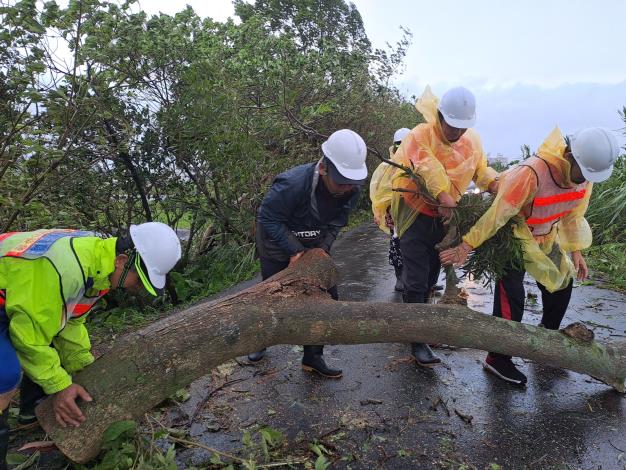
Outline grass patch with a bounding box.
[585,243,626,291]
[342,209,372,233]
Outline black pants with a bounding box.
[19,375,45,416]
[260,256,338,357]
[399,214,445,303]
[491,268,573,359]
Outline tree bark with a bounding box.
[36,249,626,463]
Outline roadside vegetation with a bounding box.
[1,0,418,467]
[1,0,624,468]
[585,137,626,291]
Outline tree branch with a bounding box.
[35,250,626,463]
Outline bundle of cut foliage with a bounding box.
[382,158,524,286]
[448,193,524,285]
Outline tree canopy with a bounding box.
[0,0,419,264]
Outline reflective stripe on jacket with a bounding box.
[0,231,116,393]
[461,127,593,292]
[520,157,588,236]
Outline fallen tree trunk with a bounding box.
[36,249,626,463]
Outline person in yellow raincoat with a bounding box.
[370,86,498,367]
[371,128,411,292]
[440,127,620,386]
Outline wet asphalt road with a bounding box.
[172,223,626,470]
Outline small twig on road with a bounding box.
[234,358,257,367]
[454,408,473,425]
[318,427,342,440]
[189,377,249,424]
[169,436,243,464]
[431,396,450,416]
[609,440,626,453]
[360,399,384,406]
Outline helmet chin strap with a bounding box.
[117,250,137,290]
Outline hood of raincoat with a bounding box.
[535,127,575,187]
[415,86,449,144]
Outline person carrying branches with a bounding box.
[440,127,620,386]
[371,86,499,367]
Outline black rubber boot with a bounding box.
[247,348,266,363]
[411,342,441,367]
[302,346,342,378]
[1,409,9,470]
[18,376,45,425]
[393,266,404,292]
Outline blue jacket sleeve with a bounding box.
[258,175,306,256]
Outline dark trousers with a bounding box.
[491,268,573,359]
[1,408,8,470]
[399,214,445,303]
[260,256,338,357]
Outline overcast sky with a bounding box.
[136,0,626,158]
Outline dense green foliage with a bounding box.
[587,153,626,245]
[0,0,419,263]
[585,120,626,289]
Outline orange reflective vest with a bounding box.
[520,156,588,236]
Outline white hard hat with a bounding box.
[393,128,411,144]
[438,86,476,129]
[130,222,182,292]
[321,129,368,183]
[570,127,620,183]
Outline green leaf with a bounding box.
[314,455,330,470]
[6,453,29,465]
[172,388,191,402]
[12,452,40,470]
[102,420,137,448]
[209,453,223,465]
[24,19,45,34]
[154,429,169,440]
[259,427,283,446]
[242,430,252,448]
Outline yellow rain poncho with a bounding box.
[370,86,497,236]
[370,145,399,231]
[462,127,593,292]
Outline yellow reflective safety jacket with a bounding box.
[0,230,116,394]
